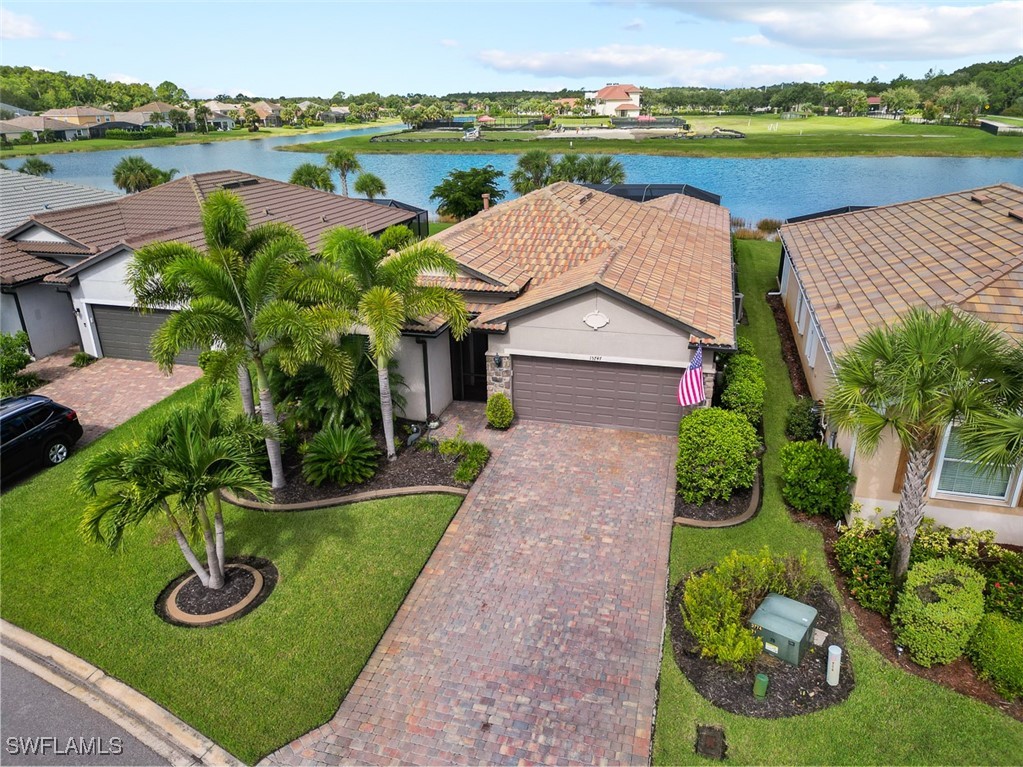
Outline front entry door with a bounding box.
[451,330,489,401]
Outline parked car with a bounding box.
[0,395,84,483]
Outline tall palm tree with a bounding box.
[320,227,469,460]
[827,307,1020,588]
[290,162,336,192]
[77,385,271,590]
[128,190,354,489]
[326,148,361,196]
[19,158,54,176]
[551,153,584,182]
[577,154,626,184]
[353,172,386,200]
[509,150,553,194]
[112,155,175,193]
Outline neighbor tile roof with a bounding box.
[0,169,122,233]
[130,101,180,114]
[0,116,82,135]
[432,182,734,346]
[595,84,640,100]
[780,183,1023,353]
[39,106,113,118]
[0,240,64,286]
[14,171,419,281]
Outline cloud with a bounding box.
[731,33,770,46]
[642,1,1023,60]
[746,63,828,82]
[109,72,143,85]
[624,17,645,31]
[476,43,724,78]
[440,38,459,47]
[0,8,72,41]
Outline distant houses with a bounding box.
[584,84,642,117]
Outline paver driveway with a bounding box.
[266,420,677,766]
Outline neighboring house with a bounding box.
[778,184,1023,544]
[250,101,283,127]
[188,107,235,131]
[552,97,579,114]
[130,101,181,122]
[866,96,883,113]
[3,170,426,366]
[404,182,735,433]
[0,116,88,142]
[0,170,122,357]
[584,84,641,117]
[318,106,351,123]
[0,102,32,117]
[39,106,114,125]
[203,100,239,115]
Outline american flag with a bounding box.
[678,344,705,407]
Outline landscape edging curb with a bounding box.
[221,484,467,512]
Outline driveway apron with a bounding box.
[267,421,677,766]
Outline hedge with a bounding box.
[676,408,759,505]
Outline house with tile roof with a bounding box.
[0,116,89,143]
[779,183,1023,543]
[3,170,426,367]
[584,84,641,117]
[414,181,735,434]
[0,170,121,357]
[39,106,115,126]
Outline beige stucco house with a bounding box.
[584,84,642,117]
[779,184,1023,543]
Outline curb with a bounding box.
[222,484,467,512]
[673,465,762,529]
[1,620,244,767]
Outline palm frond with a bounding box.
[127,242,200,308]
[358,286,405,360]
[405,286,470,340]
[318,227,382,289]
[201,190,249,250]
[378,241,459,291]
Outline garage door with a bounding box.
[91,305,201,365]
[512,356,684,435]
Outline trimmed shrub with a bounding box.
[721,346,766,426]
[300,425,379,487]
[676,408,759,505]
[967,612,1023,699]
[683,547,816,670]
[0,331,31,381]
[833,518,896,614]
[485,393,514,429]
[71,352,97,368]
[892,557,986,667]
[780,441,854,520]
[785,397,820,441]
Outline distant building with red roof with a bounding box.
[584,83,641,117]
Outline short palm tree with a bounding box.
[290,163,336,192]
[551,153,584,182]
[320,227,469,459]
[353,172,386,200]
[577,154,626,184]
[509,150,553,194]
[326,148,361,196]
[77,385,271,590]
[112,155,174,193]
[128,190,354,489]
[827,307,1020,587]
[19,158,54,176]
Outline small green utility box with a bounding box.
[749,593,818,666]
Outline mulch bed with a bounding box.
[270,424,468,506]
[668,577,854,717]
[766,293,811,399]
[155,556,278,628]
[791,510,1023,722]
[675,484,754,522]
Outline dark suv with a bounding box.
[1,395,84,483]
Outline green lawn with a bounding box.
[428,222,454,235]
[653,240,1023,765]
[282,115,1023,158]
[0,381,462,763]
[0,120,400,157]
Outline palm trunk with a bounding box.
[238,364,255,417]
[890,442,936,602]
[197,502,224,590]
[377,360,396,460]
[211,493,226,574]
[252,355,285,489]
[340,174,349,197]
[163,502,210,587]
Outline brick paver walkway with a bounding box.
[265,419,677,766]
[29,355,201,445]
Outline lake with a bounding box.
[31,125,1023,223]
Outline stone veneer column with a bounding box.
[485,353,513,401]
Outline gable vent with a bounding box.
[220,178,260,190]
[970,194,993,204]
[1008,209,1023,222]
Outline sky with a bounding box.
[2,1,1021,99]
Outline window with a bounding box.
[805,322,819,368]
[934,426,1014,501]
[795,289,808,335]
[780,256,791,294]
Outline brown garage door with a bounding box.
[512,356,684,435]
[91,305,201,365]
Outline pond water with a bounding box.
[33,126,1023,222]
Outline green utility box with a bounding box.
[749,593,818,666]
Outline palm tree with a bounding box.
[77,385,271,590]
[290,162,336,192]
[827,307,1020,588]
[326,148,361,196]
[353,172,386,200]
[509,150,553,194]
[112,155,175,193]
[128,190,354,489]
[320,227,469,460]
[577,154,626,184]
[551,153,584,182]
[19,158,54,176]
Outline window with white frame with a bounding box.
[780,256,791,294]
[933,426,1015,500]
[805,321,819,368]
[795,289,808,335]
